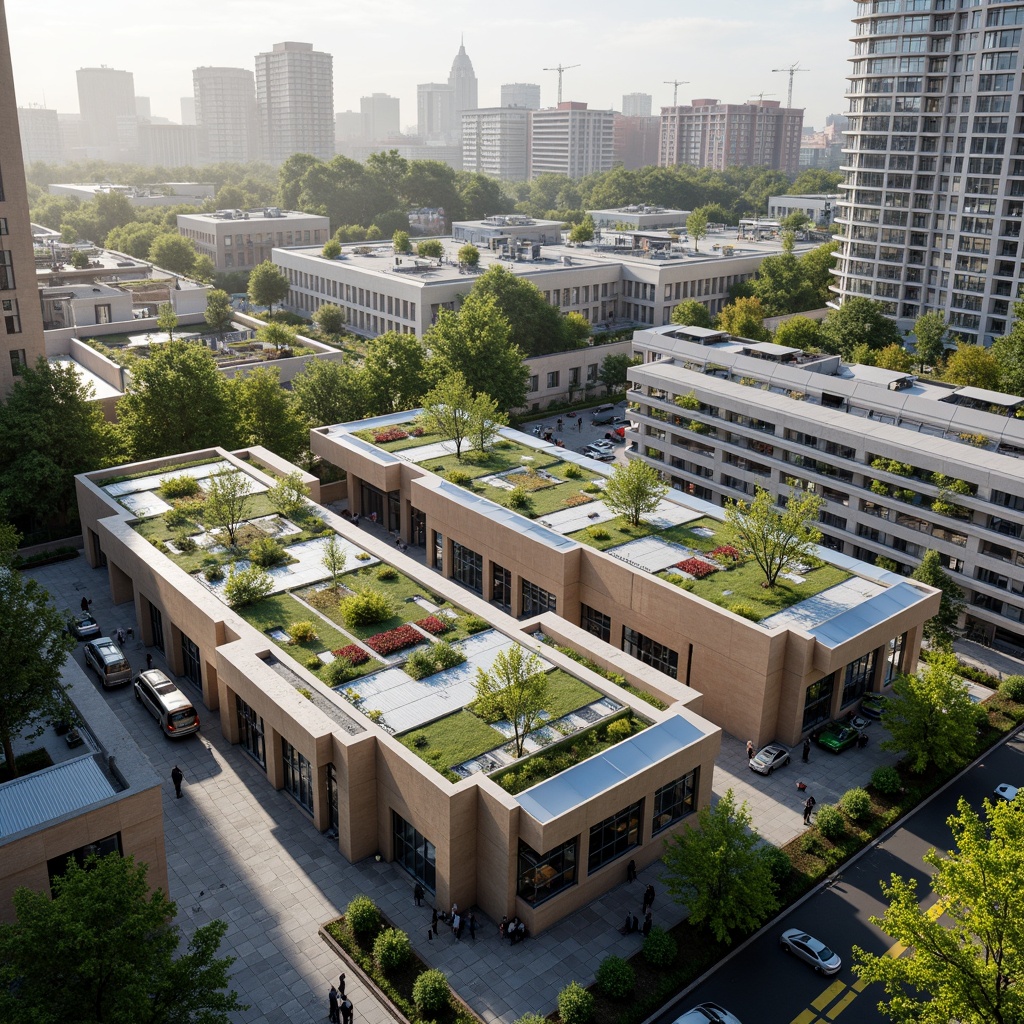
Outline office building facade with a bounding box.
[529,103,616,180]
[76,67,136,161]
[622,92,652,118]
[462,107,529,180]
[360,93,400,142]
[17,106,63,164]
[501,82,541,110]
[832,0,1024,344]
[193,66,259,164]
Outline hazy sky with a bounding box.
[8,0,853,133]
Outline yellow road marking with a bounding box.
[852,976,871,993]
[812,981,847,1011]
[790,1009,819,1024]
[825,990,857,1019]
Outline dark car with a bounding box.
[67,611,101,641]
[860,692,889,719]
[749,743,791,776]
[815,721,861,754]
[591,404,617,425]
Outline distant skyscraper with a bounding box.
[138,123,198,167]
[360,93,400,141]
[193,66,258,164]
[1,4,46,393]
[135,96,151,121]
[613,114,660,170]
[255,41,334,164]
[417,83,454,140]
[462,107,529,181]
[448,39,477,117]
[621,93,652,118]
[180,97,196,125]
[17,106,63,164]
[76,66,136,160]
[529,103,615,180]
[501,83,541,110]
[336,110,363,146]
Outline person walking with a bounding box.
[116,627,126,645]
[340,997,353,1024]
[338,973,346,998]
[803,795,816,825]
[329,985,340,1024]
[146,652,154,670]
[413,883,424,906]
[642,883,655,915]
[171,765,184,798]
[577,416,583,431]
[81,596,91,613]
[626,858,637,883]
[452,911,461,940]
[746,739,755,760]
[431,908,438,936]
[802,737,811,763]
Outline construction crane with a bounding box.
[748,91,776,105]
[664,80,691,107]
[771,62,809,108]
[543,63,580,105]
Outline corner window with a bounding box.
[588,800,643,873]
[517,837,578,904]
[652,768,699,834]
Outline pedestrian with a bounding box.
[340,997,353,1024]
[746,739,755,760]
[80,596,91,613]
[431,908,438,936]
[802,737,811,763]
[329,985,340,1024]
[642,912,652,938]
[427,927,433,942]
[171,765,184,798]
[370,511,377,524]
[452,911,461,940]
[456,914,464,941]
[414,882,424,906]
[338,973,346,997]
[631,914,639,933]
[577,416,583,431]
[626,858,637,883]
[146,652,154,670]
[803,795,816,825]
[117,627,126,645]
[642,883,655,915]
[557,417,563,432]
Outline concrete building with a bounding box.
[177,207,330,272]
[832,1,1024,345]
[612,114,661,171]
[274,218,813,340]
[1,6,46,394]
[627,323,1024,650]
[340,139,462,172]
[49,182,214,208]
[335,110,362,146]
[529,103,616,180]
[461,107,529,181]
[659,99,803,174]
[40,281,134,330]
[799,122,845,170]
[255,41,334,164]
[767,194,839,226]
[75,446,721,935]
[417,83,455,141]
[76,66,136,162]
[587,206,688,232]
[193,66,258,164]
[57,112,83,160]
[137,123,199,168]
[17,105,63,164]
[622,93,652,118]
[448,39,478,122]
[501,83,541,110]
[180,96,196,125]
[360,93,400,142]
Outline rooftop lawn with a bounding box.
[568,515,722,552]
[352,422,443,452]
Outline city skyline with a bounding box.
[8,0,852,139]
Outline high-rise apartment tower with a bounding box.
[193,66,259,164]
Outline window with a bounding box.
[522,579,556,616]
[885,632,907,683]
[622,626,678,678]
[517,837,578,905]
[47,833,122,889]
[546,371,560,389]
[0,250,14,290]
[587,362,598,382]
[588,799,643,873]
[326,764,339,834]
[94,303,112,325]
[180,633,201,689]
[492,563,511,611]
[528,374,539,393]
[235,695,266,767]
[652,768,699,834]
[149,602,164,652]
[0,217,7,235]
[451,541,483,594]
[569,367,580,387]
[842,651,877,706]
[581,603,610,643]
[3,298,21,334]
[392,811,436,891]
[803,674,835,730]
[281,739,314,813]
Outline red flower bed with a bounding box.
[675,557,718,579]
[331,644,369,666]
[710,545,742,563]
[410,426,425,437]
[366,624,423,655]
[416,615,450,635]
[373,427,409,443]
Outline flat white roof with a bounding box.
[0,757,115,838]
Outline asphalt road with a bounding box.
[655,729,1024,1024]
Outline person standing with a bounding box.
[626,858,637,883]
[452,911,461,940]
[81,596,91,613]
[340,997,353,1024]
[802,737,811,763]
[146,652,154,670]
[171,765,184,799]
[803,795,816,825]
[642,912,653,937]
[338,973,346,998]
[577,416,583,432]
[328,985,340,1024]
[642,883,655,916]
[746,739,755,760]
[414,883,424,906]
[431,908,438,936]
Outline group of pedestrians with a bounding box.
[427,902,477,943]
[328,974,353,1024]
[619,870,657,937]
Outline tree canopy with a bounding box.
[751,232,817,315]
[421,372,475,460]
[467,264,572,356]
[716,296,770,341]
[204,289,234,335]
[910,550,965,649]
[360,332,428,414]
[943,342,1001,390]
[473,646,549,758]
[603,459,668,527]
[229,367,307,461]
[990,301,1024,396]
[685,207,709,251]
[291,358,365,429]
[819,297,903,359]
[913,311,949,372]
[671,299,714,329]
[148,233,197,276]
[247,260,290,314]
[772,315,821,351]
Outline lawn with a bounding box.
[543,668,604,718]
[397,711,507,773]
[567,514,723,552]
[423,443,563,480]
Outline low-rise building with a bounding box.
[48,182,215,207]
[767,194,838,226]
[588,206,689,232]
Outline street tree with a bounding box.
[875,343,915,373]
[421,372,475,460]
[322,534,347,589]
[598,352,640,395]
[772,315,821,351]
[853,796,1024,1024]
[203,468,253,548]
[716,296,770,341]
[229,367,307,461]
[725,486,824,589]
[291,358,365,429]
[468,393,507,454]
[148,233,197,276]
[0,851,244,1024]
[662,789,779,945]
[685,206,709,251]
[425,293,528,412]
[913,311,949,372]
[911,549,965,649]
[116,341,235,460]
[247,260,290,315]
[819,297,903,359]
[204,289,234,336]
[192,254,216,283]
[474,646,549,758]
[603,459,668,527]
[468,264,570,356]
[752,232,816,315]
[0,524,76,774]
[156,301,178,341]
[0,357,111,532]
[457,243,480,267]
[943,342,1001,390]
[990,300,1024,395]
[312,302,347,337]
[671,299,714,329]
[881,651,985,774]
[360,331,427,414]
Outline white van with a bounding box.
[133,669,200,738]
[83,637,132,688]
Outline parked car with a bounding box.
[779,929,842,975]
[134,670,201,738]
[672,1002,743,1024]
[749,743,791,776]
[860,692,889,719]
[583,447,616,462]
[588,439,614,453]
[815,721,861,754]
[67,611,101,641]
[591,404,617,424]
[83,637,132,688]
[994,783,1019,802]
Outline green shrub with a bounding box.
[514,1015,549,1024]
[583,482,602,494]
[433,640,464,670]
[340,587,395,627]
[587,526,609,540]
[298,687,313,701]
[165,503,199,531]
[727,602,761,621]
[641,926,677,968]
[605,717,633,742]
[288,620,319,644]
[223,564,273,607]
[405,640,466,680]
[462,614,489,634]
[815,803,845,840]
[447,469,473,487]
[324,657,358,686]
[305,654,323,670]
[160,474,200,499]
[760,844,792,886]
[839,787,872,822]
[173,531,197,553]
[1000,674,1024,703]
[345,895,380,936]
[412,969,450,1016]
[595,955,635,999]
[203,563,224,583]
[564,463,583,479]
[372,927,411,973]
[506,485,533,513]
[376,565,399,581]
[249,536,288,568]
[871,764,902,796]
[800,832,827,857]
[557,982,594,1024]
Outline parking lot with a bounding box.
[523,399,632,466]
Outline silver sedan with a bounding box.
[749,744,791,776]
[780,928,842,975]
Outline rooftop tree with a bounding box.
[421,372,475,461]
[247,259,290,315]
[603,458,668,527]
[474,646,549,758]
